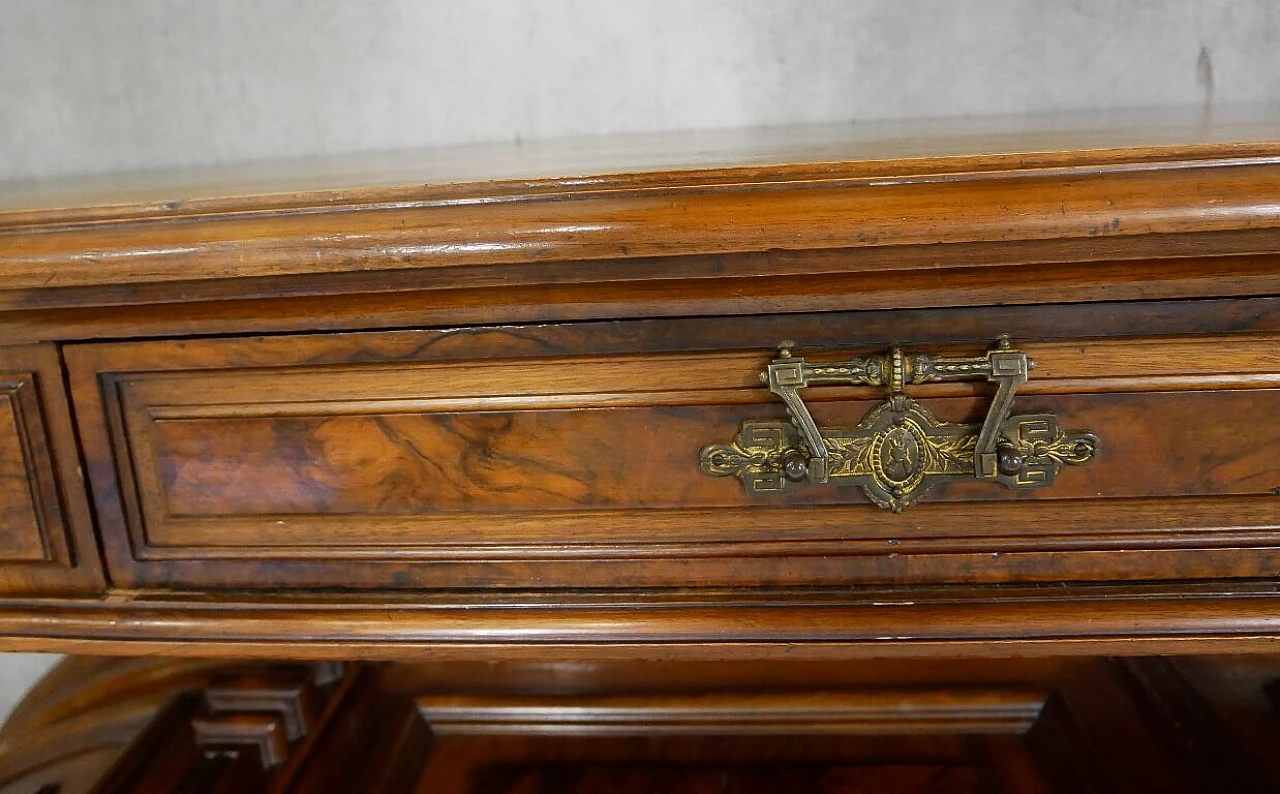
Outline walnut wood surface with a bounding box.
[56,311,1280,591]
[0,118,1279,655]
[8,584,1280,661]
[6,238,1280,346]
[1,113,1280,345]
[9,162,1280,295]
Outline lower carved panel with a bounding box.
[10,656,1280,793]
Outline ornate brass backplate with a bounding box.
[699,338,1099,512]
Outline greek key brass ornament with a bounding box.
[699,337,1099,512]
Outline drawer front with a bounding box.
[0,345,103,594]
[65,303,1280,591]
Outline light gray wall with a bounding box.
[3,0,1280,181]
[1,0,1278,724]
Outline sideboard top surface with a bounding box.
[5,106,1280,219]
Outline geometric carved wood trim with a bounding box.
[203,671,322,743]
[191,667,333,769]
[190,712,291,769]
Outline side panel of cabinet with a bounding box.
[0,345,103,595]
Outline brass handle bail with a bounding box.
[700,338,1098,512]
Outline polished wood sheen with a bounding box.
[0,113,1278,657]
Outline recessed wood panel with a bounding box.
[0,346,103,595]
[145,391,1279,519]
[64,306,1280,592]
[0,384,50,561]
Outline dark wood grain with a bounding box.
[145,391,1280,516]
[0,345,102,595]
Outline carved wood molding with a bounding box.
[417,689,1048,736]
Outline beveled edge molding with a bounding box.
[4,159,1280,292]
[3,587,1280,661]
[416,689,1047,736]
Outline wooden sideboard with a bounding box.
[2,110,1280,790]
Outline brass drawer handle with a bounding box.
[699,336,1099,512]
